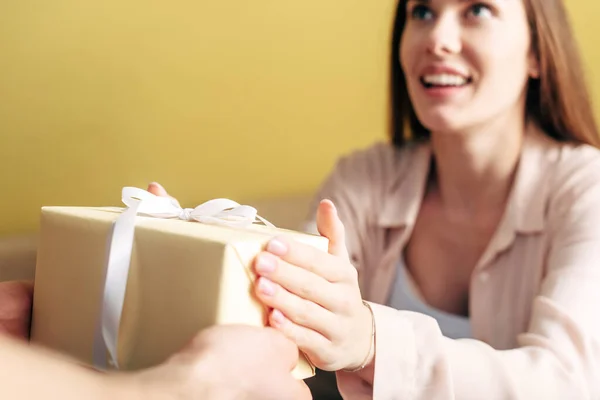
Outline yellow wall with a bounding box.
[568,2,600,105]
[0,1,598,236]
[0,1,397,236]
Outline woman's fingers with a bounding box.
[255,277,337,339]
[254,252,338,310]
[147,182,181,207]
[267,308,333,369]
[264,237,355,283]
[147,182,170,197]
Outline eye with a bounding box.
[409,4,434,21]
[466,3,493,19]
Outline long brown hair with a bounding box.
[389,0,600,148]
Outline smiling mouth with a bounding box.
[420,74,473,89]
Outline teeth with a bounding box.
[422,74,468,87]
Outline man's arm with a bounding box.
[0,334,140,399]
[0,323,310,400]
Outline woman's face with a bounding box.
[400,0,539,134]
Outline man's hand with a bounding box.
[0,280,33,339]
[0,324,311,400]
[138,325,312,400]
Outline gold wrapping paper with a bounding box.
[30,206,325,379]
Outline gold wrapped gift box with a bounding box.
[30,201,325,380]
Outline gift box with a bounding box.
[30,187,324,379]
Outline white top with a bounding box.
[387,256,472,339]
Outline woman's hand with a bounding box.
[146,182,180,205]
[253,200,374,372]
[146,182,374,371]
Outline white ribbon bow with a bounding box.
[121,187,273,227]
[93,187,272,369]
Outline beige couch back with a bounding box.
[0,235,38,282]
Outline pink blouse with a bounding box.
[303,125,600,399]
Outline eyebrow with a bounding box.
[406,0,505,3]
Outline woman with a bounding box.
[249,0,600,398]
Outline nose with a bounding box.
[425,14,462,56]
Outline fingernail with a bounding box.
[255,253,276,274]
[321,198,333,207]
[267,238,288,256]
[321,199,338,215]
[271,309,285,325]
[258,278,276,296]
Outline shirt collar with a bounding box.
[377,123,554,234]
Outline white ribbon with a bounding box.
[93,187,273,369]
